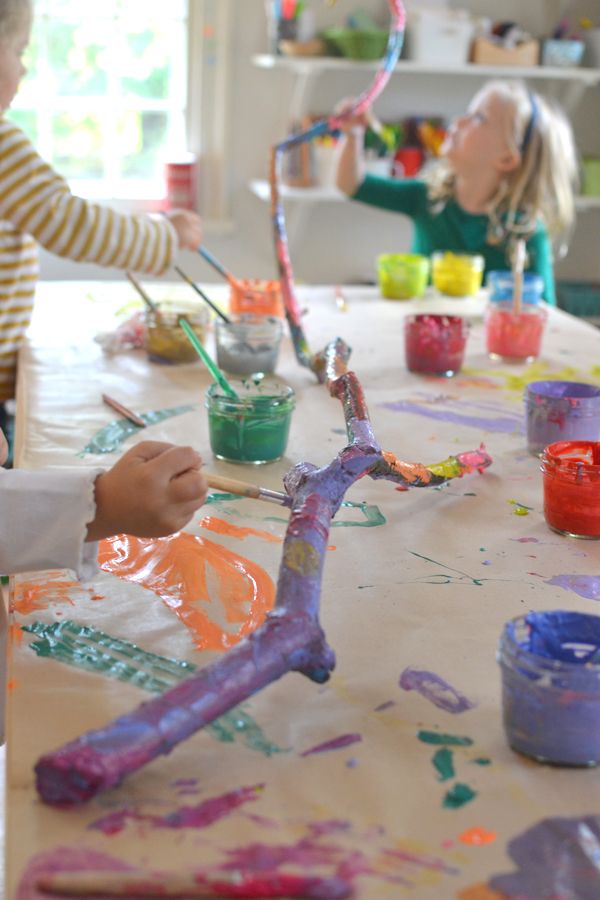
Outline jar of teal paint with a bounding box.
[206,380,295,464]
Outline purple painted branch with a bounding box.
[35,345,489,806]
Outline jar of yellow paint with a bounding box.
[145,303,210,364]
[432,252,484,297]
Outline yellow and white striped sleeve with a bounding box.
[0,118,177,275]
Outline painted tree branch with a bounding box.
[35,343,491,807]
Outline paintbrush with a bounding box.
[177,317,239,399]
[126,271,160,314]
[101,393,146,428]
[512,239,526,317]
[35,870,350,898]
[197,245,240,288]
[174,266,231,323]
[205,472,291,507]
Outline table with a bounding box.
[6,282,600,899]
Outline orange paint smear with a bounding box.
[459,827,497,846]
[200,515,336,551]
[11,572,82,615]
[8,623,23,646]
[457,885,507,900]
[99,532,275,652]
[7,679,18,691]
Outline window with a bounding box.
[8,0,232,221]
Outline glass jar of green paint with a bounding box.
[206,380,295,464]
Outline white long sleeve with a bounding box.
[0,467,104,582]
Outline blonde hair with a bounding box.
[0,0,31,40]
[425,80,578,252]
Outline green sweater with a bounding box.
[353,176,556,305]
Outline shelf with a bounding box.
[250,180,600,212]
[253,54,600,86]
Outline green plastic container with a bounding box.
[322,28,389,60]
[377,253,430,300]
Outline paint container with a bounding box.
[165,153,197,211]
[541,441,600,538]
[485,301,547,362]
[215,315,283,376]
[487,270,544,305]
[431,252,484,297]
[404,314,469,377]
[229,279,284,318]
[498,610,600,766]
[206,380,295,464]
[376,253,430,299]
[145,304,210,364]
[526,381,600,456]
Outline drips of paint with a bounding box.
[508,499,531,516]
[98,532,275,651]
[545,574,600,601]
[409,551,486,587]
[80,404,195,455]
[381,397,521,435]
[417,731,474,747]
[300,734,362,757]
[90,783,264,834]
[399,668,475,714]
[200,515,284,543]
[443,783,477,809]
[432,747,455,781]
[24,620,285,756]
[471,758,491,766]
[459,827,497,846]
[513,536,539,543]
[489,815,600,900]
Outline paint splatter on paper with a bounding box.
[443,783,477,810]
[80,404,195,455]
[381,395,521,435]
[417,731,474,747]
[459,827,497,846]
[432,748,455,782]
[545,574,600,601]
[301,734,362,757]
[399,667,475,714]
[98,532,275,651]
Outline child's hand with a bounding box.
[166,209,203,251]
[88,442,208,541]
[331,97,371,133]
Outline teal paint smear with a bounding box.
[417,730,474,747]
[205,492,240,504]
[471,757,492,766]
[24,620,285,757]
[79,404,196,455]
[432,747,455,781]
[443,782,477,809]
[266,500,386,529]
[409,551,486,587]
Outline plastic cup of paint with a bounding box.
[215,315,283,376]
[431,252,484,297]
[205,379,295,464]
[487,270,544,305]
[498,610,600,766]
[404,314,469,377]
[485,300,547,362]
[376,253,430,300]
[525,381,600,456]
[229,278,284,318]
[145,304,210,364]
[540,440,600,539]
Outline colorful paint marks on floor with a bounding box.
[507,499,532,516]
[23,619,285,756]
[432,747,455,782]
[458,827,497,846]
[545,573,600,601]
[80,404,196,455]
[399,668,475,714]
[300,733,362,757]
[199,516,284,544]
[443,783,477,810]
[90,783,264,835]
[98,532,275,651]
[381,394,521,435]
[417,731,481,810]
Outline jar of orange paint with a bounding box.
[229,279,284,318]
[541,441,600,538]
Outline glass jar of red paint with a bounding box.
[541,441,600,539]
[404,314,469,377]
[485,300,547,362]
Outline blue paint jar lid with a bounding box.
[487,270,544,305]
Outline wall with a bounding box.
[38,0,600,286]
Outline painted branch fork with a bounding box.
[35,339,490,807]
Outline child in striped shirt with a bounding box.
[0,0,203,420]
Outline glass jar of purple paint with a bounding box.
[525,380,600,456]
[498,610,600,766]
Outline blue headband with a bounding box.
[520,92,539,156]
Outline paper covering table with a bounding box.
[6,282,600,899]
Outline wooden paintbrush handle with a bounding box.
[205,474,261,500]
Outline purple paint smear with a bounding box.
[382,397,522,435]
[301,734,362,757]
[399,668,475,714]
[489,816,600,900]
[89,783,263,835]
[545,574,600,601]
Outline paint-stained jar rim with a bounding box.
[541,441,600,484]
[498,611,600,683]
[526,380,600,408]
[205,380,295,417]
